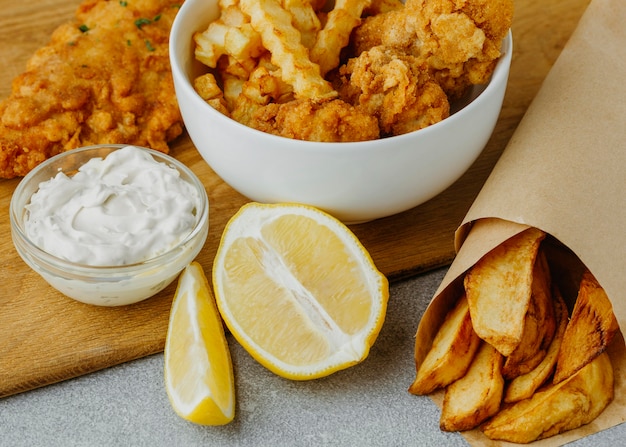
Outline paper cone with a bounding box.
[413,0,626,444]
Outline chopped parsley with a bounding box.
[119,0,128,5]
[78,24,90,33]
[134,14,162,29]
[135,18,153,29]
[145,39,156,52]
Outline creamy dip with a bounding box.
[24,146,201,266]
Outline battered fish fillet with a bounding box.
[0,0,184,179]
[243,98,380,142]
[334,46,449,137]
[351,0,514,99]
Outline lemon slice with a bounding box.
[212,202,389,380]
[164,262,235,425]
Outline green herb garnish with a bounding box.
[135,18,152,29]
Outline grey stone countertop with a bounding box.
[0,267,623,447]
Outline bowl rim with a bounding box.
[9,144,209,275]
[169,0,513,152]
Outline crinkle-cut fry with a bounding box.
[220,4,248,26]
[195,6,263,68]
[224,23,264,61]
[194,22,230,68]
[310,0,372,76]
[282,0,321,49]
[240,0,336,100]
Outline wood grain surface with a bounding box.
[0,0,591,397]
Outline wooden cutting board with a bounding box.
[0,0,591,397]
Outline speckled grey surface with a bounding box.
[0,267,623,447]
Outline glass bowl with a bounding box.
[10,145,209,306]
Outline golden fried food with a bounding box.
[0,0,184,179]
[334,46,449,137]
[310,0,372,76]
[407,0,514,98]
[239,0,336,100]
[192,0,513,141]
[352,0,514,98]
[362,0,403,16]
[482,352,614,444]
[440,341,504,432]
[194,73,231,116]
[501,251,556,380]
[413,228,619,442]
[503,291,568,403]
[409,293,480,395]
[283,0,322,49]
[350,9,419,57]
[464,228,546,357]
[241,98,380,142]
[553,271,620,384]
[194,5,264,68]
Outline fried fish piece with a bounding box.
[0,0,184,179]
[242,98,380,142]
[553,271,620,384]
[483,352,614,444]
[409,293,481,395]
[334,46,449,137]
[351,0,514,99]
[464,227,546,357]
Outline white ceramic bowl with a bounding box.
[10,145,209,306]
[170,0,512,223]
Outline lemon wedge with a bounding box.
[212,202,389,380]
[164,262,235,425]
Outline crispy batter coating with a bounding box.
[243,98,380,142]
[0,0,184,179]
[351,0,514,98]
[335,46,449,137]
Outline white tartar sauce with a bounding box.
[24,146,201,266]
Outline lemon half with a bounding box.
[212,202,389,380]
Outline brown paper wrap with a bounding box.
[413,0,626,444]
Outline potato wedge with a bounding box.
[553,271,620,384]
[464,227,546,356]
[502,251,556,379]
[409,293,481,395]
[483,351,614,444]
[504,290,568,403]
[440,342,504,432]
